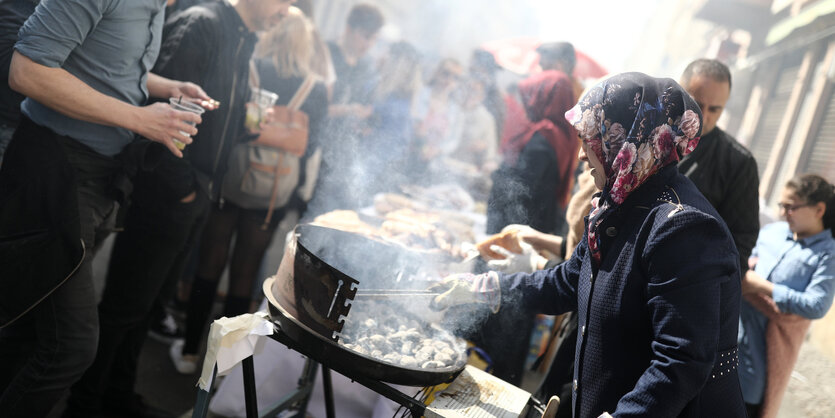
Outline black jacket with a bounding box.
[504,165,745,417]
[0,0,38,126]
[0,119,82,327]
[0,117,163,327]
[678,127,759,270]
[150,1,258,201]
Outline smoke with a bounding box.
[292,0,632,351]
[313,0,662,75]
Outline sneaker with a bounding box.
[169,339,199,375]
[148,312,183,344]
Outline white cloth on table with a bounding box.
[208,302,405,418]
[198,312,274,390]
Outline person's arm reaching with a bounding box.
[743,255,835,319]
[9,52,198,157]
[431,239,584,315]
[499,238,584,315]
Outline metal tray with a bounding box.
[264,276,464,387]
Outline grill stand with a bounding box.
[191,321,428,418]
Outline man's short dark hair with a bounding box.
[347,3,384,35]
[536,42,576,74]
[681,58,732,90]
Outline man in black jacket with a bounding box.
[679,59,760,271]
[64,1,295,417]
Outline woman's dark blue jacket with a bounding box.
[502,165,746,417]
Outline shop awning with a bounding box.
[695,0,773,32]
[766,0,835,45]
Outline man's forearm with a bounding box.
[10,51,201,157]
[9,51,143,133]
[147,72,180,99]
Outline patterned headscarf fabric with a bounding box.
[502,70,579,207]
[564,72,702,265]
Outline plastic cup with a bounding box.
[169,97,206,150]
[245,88,279,131]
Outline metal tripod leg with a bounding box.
[243,356,259,418]
[192,365,217,418]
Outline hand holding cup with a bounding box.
[169,97,206,150]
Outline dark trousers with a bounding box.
[745,402,761,418]
[66,180,210,415]
[0,122,118,418]
[182,201,283,355]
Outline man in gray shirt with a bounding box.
[0,0,215,416]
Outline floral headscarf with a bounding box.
[564,72,702,265]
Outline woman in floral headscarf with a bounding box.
[432,73,746,417]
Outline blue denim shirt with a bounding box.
[738,222,835,404]
[15,0,166,156]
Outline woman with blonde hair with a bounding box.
[170,11,329,374]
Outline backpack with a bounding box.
[222,73,316,228]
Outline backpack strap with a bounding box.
[287,74,317,111]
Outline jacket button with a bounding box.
[605,227,617,237]
[573,379,578,391]
[581,325,586,336]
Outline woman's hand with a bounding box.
[428,272,500,313]
[486,244,547,273]
[502,224,564,259]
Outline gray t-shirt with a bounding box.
[15,0,166,156]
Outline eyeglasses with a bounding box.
[777,202,811,213]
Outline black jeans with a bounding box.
[182,201,283,355]
[745,402,761,418]
[67,179,210,415]
[0,125,118,418]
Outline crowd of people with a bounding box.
[0,1,833,418]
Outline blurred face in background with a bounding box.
[431,60,463,92]
[249,0,296,31]
[461,79,486,109]
[344,27,378,59]
[683,75,730,136]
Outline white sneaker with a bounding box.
[169,339,199,375]
[148,312,183,344]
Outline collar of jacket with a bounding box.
[594,164,679,253]
[217,0,258,42]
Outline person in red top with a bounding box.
[488,70,579,235]
[481,70,579,385]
